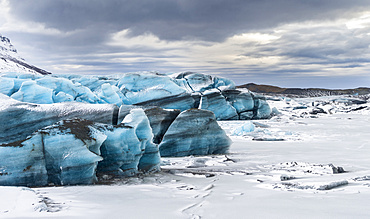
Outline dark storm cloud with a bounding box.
[3,0,370,88]
[8,0,370,42]
[239,20,370,70]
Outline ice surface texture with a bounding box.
[0,94,118,144]
[0,71,271,120]
[136,107,181,145]
[0,109,161,186]
[119,105,232,157]
[41,119,106,185]
[0,98,232,186]
[0,133,48,187]
[232,121,255,136]
[159,109,232,157]
[0,71,255,186]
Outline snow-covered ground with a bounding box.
[1,95,370,218]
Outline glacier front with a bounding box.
[0,93,233,186]
[0,70,272,186]
[0,109,162,186]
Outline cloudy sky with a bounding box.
[1,0,370,88]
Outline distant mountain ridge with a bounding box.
[238,83,370,97]
[0,34,51,75]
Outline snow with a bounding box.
[0,186,47,216]
[1,95,369,218]
[0,35,19,58]
[0,35,50,75]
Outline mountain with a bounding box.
[0,34,51,75]
[238,83,370,97]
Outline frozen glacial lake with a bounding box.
[1,97,370,218]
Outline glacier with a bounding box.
[0,94,118,144]
[0,91,233,186]
[120,109,161,174]
[0,132,48,187]
[0,70,271,186]
[199,89,239,120]
[40,119,106,186]
[0,109,162,186]
[0,39,272,186]
[159,109,232,157]
[232,121,255,136]
[0,71,272,120]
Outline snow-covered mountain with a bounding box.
[0,34,51,75]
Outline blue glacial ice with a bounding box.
[135,93,200,112]
[40,119,106,185]
[0,76,15,95]
[116,72,187,104]
[232,121,255,136]
[0,132,48,187]
[174,72,235,93]
[0,108,161,186]
[0,104,230,186]
[253,94,272,119]
[70,75,118,92]
[120,109,161,173]
[11,80,54,104]
[141,107,181,144]
[0,71,274,186]
[0,119,105,186]
[97,123,140,176]
[199,89,238,120]
[117,105,181,144]
[222,89,254,113]
[98,108,160,176]
[159,109,232,157]
[96,83,124,106]
[0,71,272,120]
[0,93,118,144]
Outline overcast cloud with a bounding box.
[1,0,370,88]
